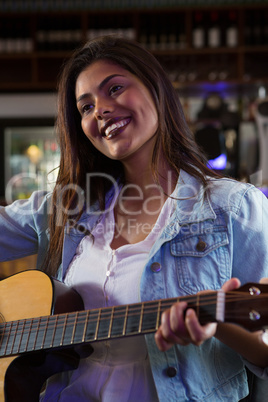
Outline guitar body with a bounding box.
[0,270,85,401]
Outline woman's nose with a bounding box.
[94,98,113,120]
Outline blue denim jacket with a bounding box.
[1,170,268,401]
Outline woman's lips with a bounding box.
[102,118,131,139]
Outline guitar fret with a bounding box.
[2,322,12,356]
[82,311,90,343]
[32,317,41,351]
[35,316,49,350]
[3,321,17,355]
[138,303,144,333]
[108,307,114,338]
[71,311,88,344]
[8,320,19,355]
[70,312,79,345]
[16,320,26,354]
[122,305,129,336]
[0,322,8,354]
[141,301,159,333]
[196,294,200,320]
[94,310,101,340]
[84,311,98,342]
[60,314,68,346]
[23,319,33,352]
[41,316,51,349]
[61,313,79,346]
[156,300,161,329]
[125,303,141,335]
[98,308,114,339]
[50,315,58,348]
[10,318,37,354]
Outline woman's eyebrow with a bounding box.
[76,74,125,104]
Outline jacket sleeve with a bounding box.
[231,185,268,378]
[231,185,268,283]
[0,191,50,261]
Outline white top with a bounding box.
[42,191,175,401]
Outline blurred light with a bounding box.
[259,187,268,198]
[207,153,227,170]
[258,86,266,99]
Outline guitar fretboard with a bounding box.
[0,294,218,357]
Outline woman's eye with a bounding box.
[81,104,93,114]
[109,85,122,95]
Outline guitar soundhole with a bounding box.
[249,310,261,321]
[249,286,261,296]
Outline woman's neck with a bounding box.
[122,157,178,199]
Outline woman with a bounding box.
[1,35,268,401]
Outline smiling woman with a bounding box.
[75,60,158,163]
[0,35,268,401]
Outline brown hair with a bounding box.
[43,35,218,276]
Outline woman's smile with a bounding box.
[101,117,132,139]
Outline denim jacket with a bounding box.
[1,170,268,401]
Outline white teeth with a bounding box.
[104,119,129,137]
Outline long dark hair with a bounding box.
[43,35,218,276]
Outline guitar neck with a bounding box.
[1,282,268,358]
[0,292,219,358]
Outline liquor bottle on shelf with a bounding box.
[226,11,238,48]
[208,11,221,48]
[192,11,205,49]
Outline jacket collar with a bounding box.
[173,170,216,224]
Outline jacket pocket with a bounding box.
[171,226,230,294]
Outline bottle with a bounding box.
[226,11,238,47]
[208,11,221,48]
[192,12,205,48]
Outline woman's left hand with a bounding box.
[154,277,240,351]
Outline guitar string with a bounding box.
[1,293,268,334]
[1,292,268,355]
[1,292,268,336]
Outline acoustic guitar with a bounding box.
[0,270,267,401]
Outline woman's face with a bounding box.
[75,60,158,164]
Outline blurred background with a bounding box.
[0,0,267,276]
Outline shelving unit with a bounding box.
[0,4,267,91]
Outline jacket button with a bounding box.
[196,239,207,252]
[166,366,177,377]
[150,262,161,272]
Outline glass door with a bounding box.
[1,119,59,204]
